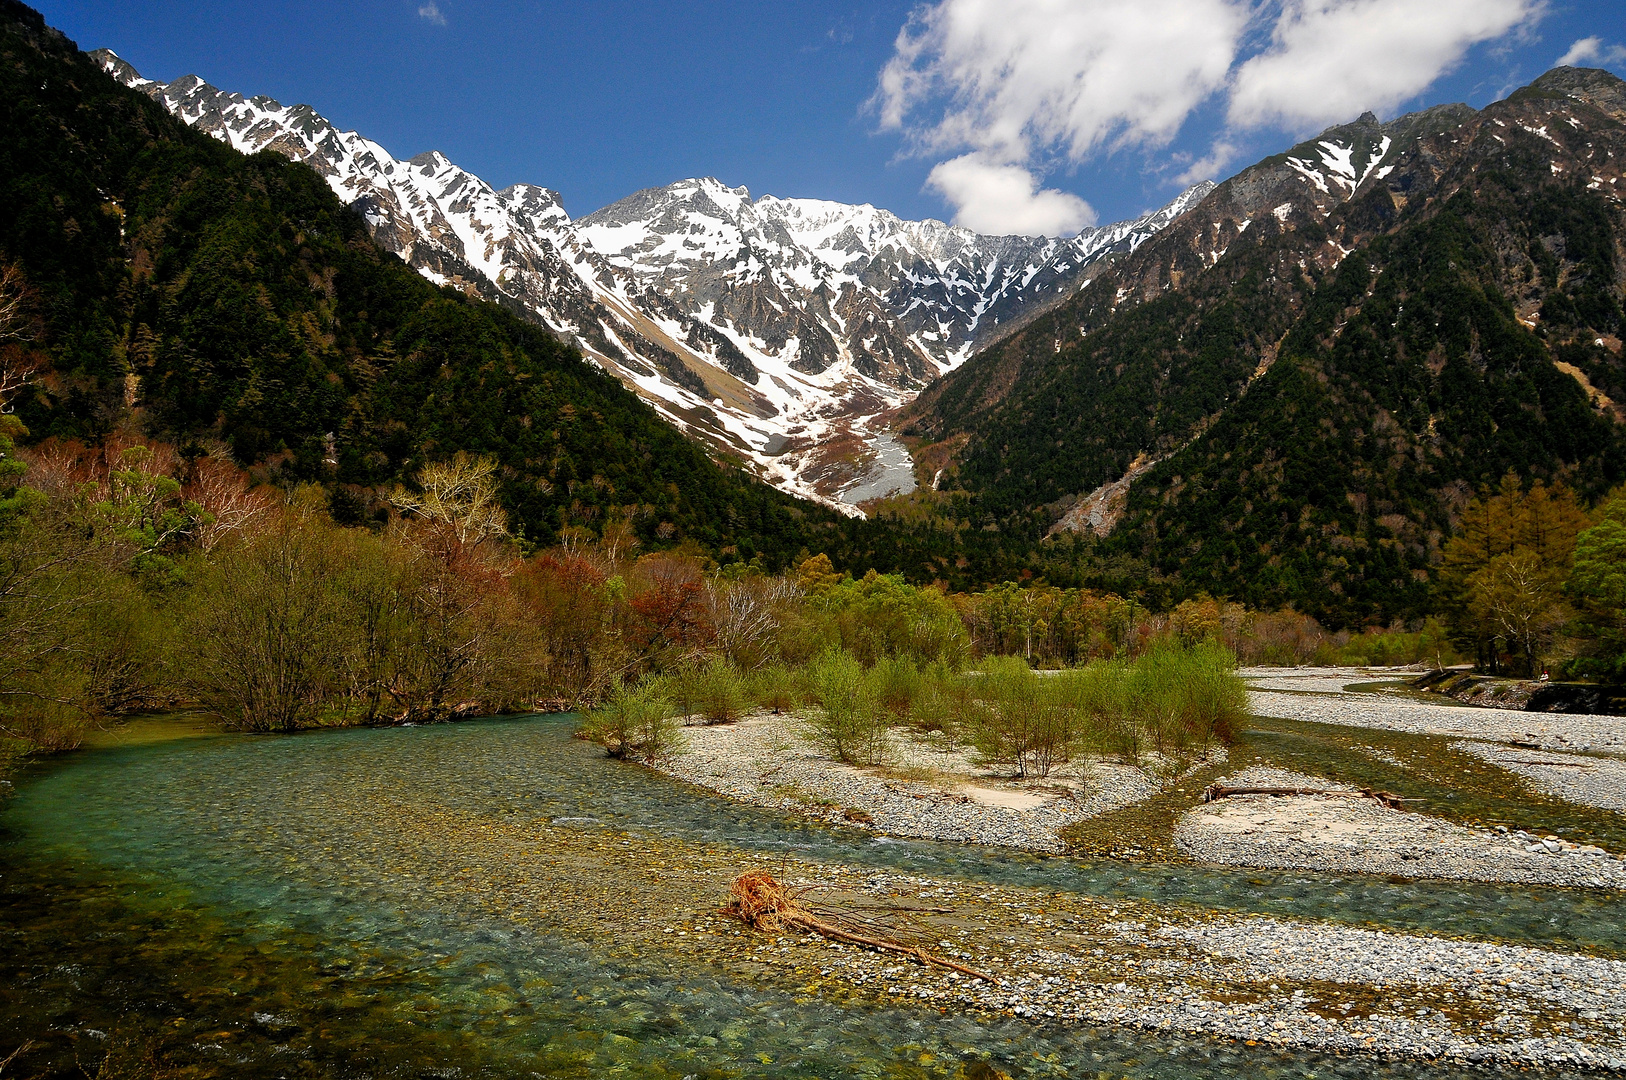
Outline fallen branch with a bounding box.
[0,1041,34,1076]
[722,870,999,984]
[1202,784,1420,810]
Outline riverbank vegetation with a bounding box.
[1436,474,1626,680]
[581,638,1246,780]
[813,643,1245,777]
[2,403,1623,774]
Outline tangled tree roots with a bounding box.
[723,870,999,984]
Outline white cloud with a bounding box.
[1557,36,1626,67]
[927,154,1098,235]
[418,2,447,25]
[877,0,1549,231]
[876,0,1248,164]
[1175,139,1241,186]
[1227,0,1544,130]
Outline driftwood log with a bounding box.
[1201,784,1420,810]
[722,870,1000,984]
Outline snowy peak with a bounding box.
[578,175,1214,371]
[1282,113,1397,199]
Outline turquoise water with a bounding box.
[2,713,1620,1077]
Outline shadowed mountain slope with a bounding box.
[905,70,1626,624]
[96,48,1207,507]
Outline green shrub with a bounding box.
[1333,620,1459,667]
[580,679,678,759]
[1051,661,1136,762]
[679,658,748,724]
[1126,641,1246,750]
[748,663,800,714]
[868,655,921,720]
[808,572,969,667]
[906,661,962,732]
[804,649,888,764]
[962,657,1078,778]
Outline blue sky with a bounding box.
[36,0,1626,233]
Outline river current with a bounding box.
[0,713,1618,1078]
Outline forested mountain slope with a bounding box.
[905,69,1626,624]
[0,1,842,564]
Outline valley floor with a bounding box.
[699,861,1626,1071]
[631,669,1626,1068]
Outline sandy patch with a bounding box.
[957,783,1060,811]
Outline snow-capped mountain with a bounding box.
[576,179,1211,382]
[95,50,1209,509]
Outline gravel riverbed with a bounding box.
[370,801,1626,1071]
[1454,740,1626,811]
[1240,666,1420,693]
[702,860,1626,1072]
[1247,682,1626,752]
[1175,766,1626,889]
[611,681,1626,1070]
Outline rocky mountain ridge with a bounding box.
[904,66,1626,622]
[94,49,1207,510]
[905,104,1485,439]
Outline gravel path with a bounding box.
[1248,687,1626,752]
[655,713,1199,853]
[1175,767,1626,889]
[1454,740,1626,811]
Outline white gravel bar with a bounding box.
[1453,740,1626,811]
[1240,665,1418,693]
[741,864,1626,1071]
[655,712,1197,853]
[1246,683,1626,752]
[1175,767,1626,889]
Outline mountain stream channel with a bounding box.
[1,678,1623,1079]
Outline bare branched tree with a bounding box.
[0,263,40,409]
[707,574,799,669]
[1469,552,1569,677]
[186,455,274,553]
[387,451,509,545]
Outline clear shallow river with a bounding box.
[1,713,1620,1078]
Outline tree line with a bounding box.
[5,402,1623,775]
